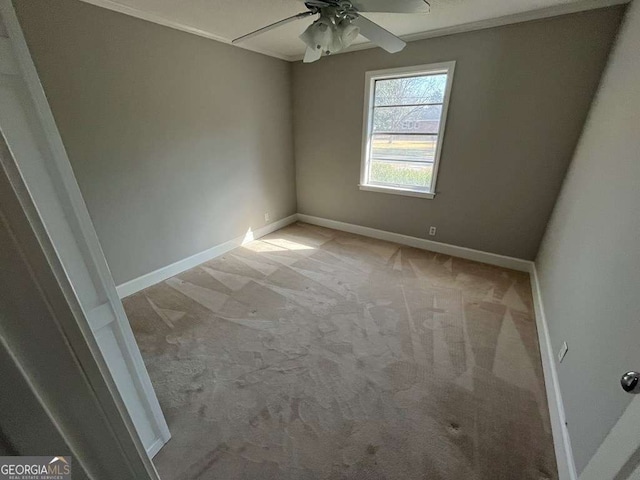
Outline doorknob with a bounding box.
[621,371,640,394]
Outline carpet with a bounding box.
[123,222,557,480]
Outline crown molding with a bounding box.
[78,0,293,61]
[79,0,629,63]
[291,0,630,61]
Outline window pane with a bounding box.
[370,134,436,164]
[374,74,447,106]
[368,135,436,189]
[372,105,442,134]
[369,160,433,188]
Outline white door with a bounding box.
[0,0,170,457]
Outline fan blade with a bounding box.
[303,46,322,63]
[233,11,315,43]
[352,15,406,53]
[351,0,430,14]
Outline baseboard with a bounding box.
[118,211,575,477]
[299,213,575,479]
[118,213,532,297]
[115,214,298,298]
[529,264,578,480]
[297,214,533,272]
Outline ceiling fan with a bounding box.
[232,0,431,63]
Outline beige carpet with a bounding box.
[123,222,557,480]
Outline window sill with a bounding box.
[358,184,436,199]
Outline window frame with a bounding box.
[359,61,456,199]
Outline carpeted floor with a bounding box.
[123,222,557,480]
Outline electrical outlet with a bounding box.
[558,341,568,363]
[264,212,271,223]
[429,226,437,236]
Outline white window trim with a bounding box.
[359,61,456,199]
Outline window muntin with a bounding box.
[360,63,455,198]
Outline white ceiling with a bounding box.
[80,0,627,60]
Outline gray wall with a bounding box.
[14,0,297,285]
[292,7,624,260]
[536,1,640,474]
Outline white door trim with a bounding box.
[0,0,169,457]
[0,118,159,478]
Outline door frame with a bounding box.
[0,131,160,479]
[0,0,168,464]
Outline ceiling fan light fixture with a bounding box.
[299,12,360,61]
[235,0,429,64]
[303,46,323,63]
[299,17,334,53]
[336,19,360,49]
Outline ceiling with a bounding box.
[80,0,627,60]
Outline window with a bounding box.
[359,62,455,199]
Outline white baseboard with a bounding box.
[118,212,532,298]
[117,211,574,478]
[115,214,298,298]
[299,213,574,479]
[297,214,533,272]
[529,264,577,480]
